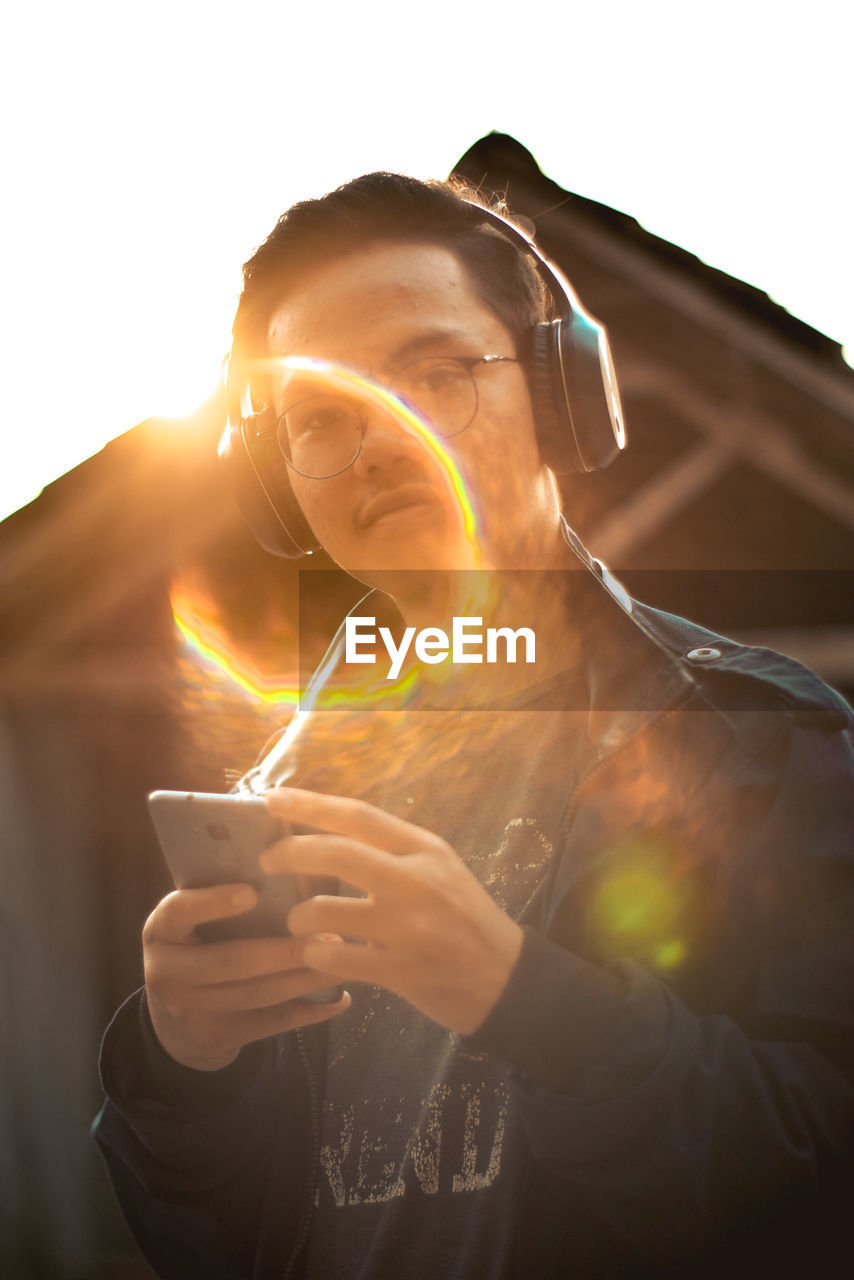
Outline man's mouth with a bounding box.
[355,484,442,530]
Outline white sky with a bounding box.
[1,0,851,521]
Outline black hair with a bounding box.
[231,172,552,364]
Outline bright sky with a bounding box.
[2,0,851,522]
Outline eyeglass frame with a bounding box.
[267,353,520,480]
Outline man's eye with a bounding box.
[427,364,465,390]
[408,362,467,397]
[290,399,352,437]
[303,409,342,433]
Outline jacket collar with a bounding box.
[558,518,698,758]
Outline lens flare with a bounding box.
[176,358,519,721]
[253,356,482,554]
[590,831,694,972]
[172,599,299,710]
[171,587,422,714]
[654,939,686,970]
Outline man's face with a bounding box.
[266,241,561,586]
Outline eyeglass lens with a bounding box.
[276,358,478,478]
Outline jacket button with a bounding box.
[686,647,722,663]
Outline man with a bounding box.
[95,174,854,1278]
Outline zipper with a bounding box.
[282,1029,321,1280]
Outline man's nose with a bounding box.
[352,400,427,475]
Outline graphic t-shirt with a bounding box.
[294,669,590,1279]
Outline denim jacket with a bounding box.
[95,530,854,1278]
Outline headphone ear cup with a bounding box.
[528,320,579,472]
[218,415,320,558]
[528,316,625,474]
[467,203,626,475]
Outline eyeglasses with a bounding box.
[273,354,518,479]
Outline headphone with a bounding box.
[218,204,626,559]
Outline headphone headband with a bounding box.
[471,203,625,471]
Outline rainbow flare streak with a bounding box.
[173,599,422,712]
[172,607,299,709]
[255,355,482,551]
[174,356,484,709]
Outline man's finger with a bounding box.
[301,935,388,987]
[159,931,312,986]
[260,833,394,891]
[287,894,386,943]
[266,787,441,856]
[143,884,257,945]
[231,989,352,1043]
[202,965,345,1014]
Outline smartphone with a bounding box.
[147,790,342,1001]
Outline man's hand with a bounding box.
[260,787,524,1036]
[143,884,351,1072]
